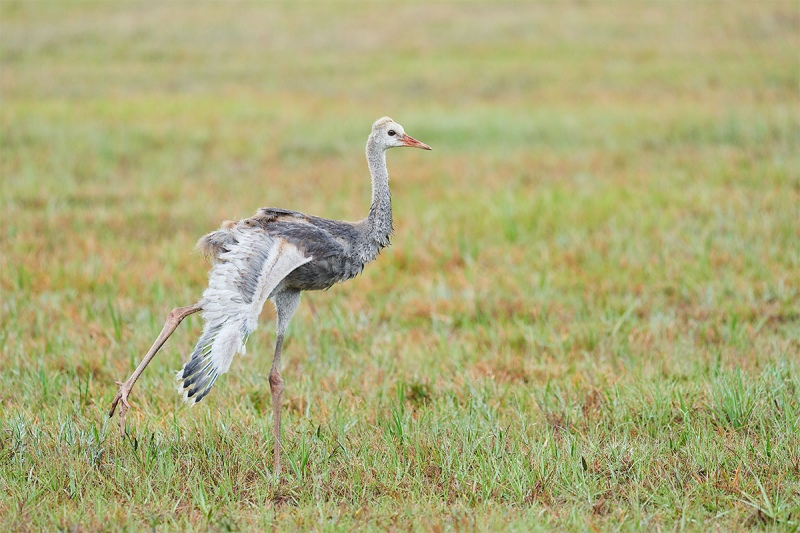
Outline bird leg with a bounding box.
[269,334,286,476]
[109,303,203,436]
[269,290,301,476]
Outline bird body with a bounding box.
[198,207,371,292]
[177,209,368,404]
[110,117,431,475]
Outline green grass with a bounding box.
[1,1,799,531]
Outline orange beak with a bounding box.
[401,134,432,150]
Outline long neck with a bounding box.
[364,137,393,249]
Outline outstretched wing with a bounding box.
[177,226,311,404]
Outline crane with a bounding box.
[109,117,431,475]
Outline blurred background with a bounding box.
[3,0,799,452]
[3,1,796,306]
[0,1,798,529]
[2,1,796,356]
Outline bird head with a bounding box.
[371,117,432,151]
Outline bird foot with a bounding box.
[109,380,133,437]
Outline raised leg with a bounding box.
[109,303,202,436]
[269,290,301,476]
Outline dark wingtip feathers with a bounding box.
[176,369,219,406]
[176,352,220,406]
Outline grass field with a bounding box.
[1,2,799,531]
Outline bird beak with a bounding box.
[401,134,432,150]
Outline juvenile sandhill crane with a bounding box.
[109,117,431,474]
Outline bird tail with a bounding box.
[196,221,237,264]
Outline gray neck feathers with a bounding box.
[364,136,393,252]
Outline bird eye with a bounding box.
[387,130,396,136]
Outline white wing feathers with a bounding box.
[177,227,311,404]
